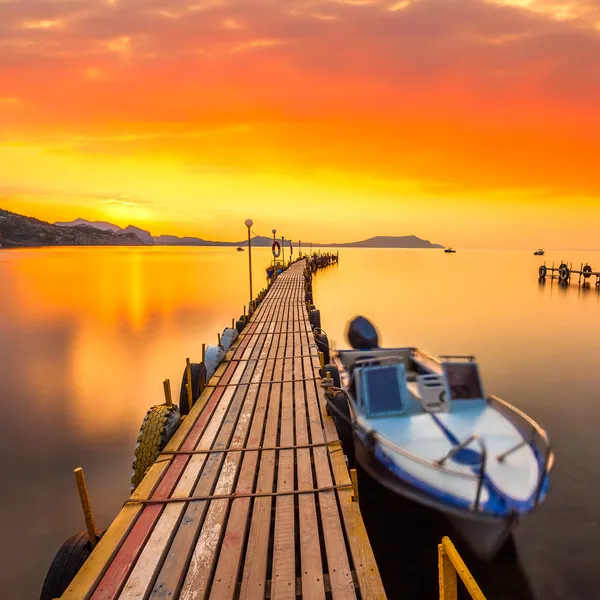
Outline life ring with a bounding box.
[539,265,547,278]
[272,241,281,258]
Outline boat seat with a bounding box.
[412,374,448,413]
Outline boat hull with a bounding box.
[354,435,517,561]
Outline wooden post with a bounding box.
[218,332,221,347]
[186,358,193,407]
[350,468,359,503]
[163,379,173,407]
[441,536,486,599]
[202,343,206,364]
[74,468,97,549]
[438,544,458,600]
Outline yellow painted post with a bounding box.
[185,358,193,407]
[74,468,97,549]
[350,468,359,503]
[163,379,173,407]
[441,537,486,600]
[438,544,458,600]
[318,351,325,370]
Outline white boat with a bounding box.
[325,317,554,561]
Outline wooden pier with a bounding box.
[60,260,386,600]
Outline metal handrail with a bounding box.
[435,434,488,511]
[488,395,554,506]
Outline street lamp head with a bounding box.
[245,219,253,228]
[272,229,276,235]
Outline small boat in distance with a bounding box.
[444,247,456,253]
[534,249,544,256]
[326,317,554,561]
[237,247,244,252]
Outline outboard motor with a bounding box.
[346,316,379,350]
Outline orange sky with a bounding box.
[1,0,600,248]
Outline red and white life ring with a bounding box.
[272,241,281,258]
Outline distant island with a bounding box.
[0,209,443,249]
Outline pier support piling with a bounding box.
[74,468,97,549]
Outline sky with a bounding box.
[1,0,600,248]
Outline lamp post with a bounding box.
[245,219,253,306]
[281,236,285,266]
[272,229,277,280]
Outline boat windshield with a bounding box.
[360,364,408,417]
[442,362,485,401]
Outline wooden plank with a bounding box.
[208,284,289,598]
[270,281,297,600]
[293,280,326,600]
[239,305,288,598]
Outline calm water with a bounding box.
[1,247,598,599]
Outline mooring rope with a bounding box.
[124,483,353,506]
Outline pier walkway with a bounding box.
[61,260,386,600]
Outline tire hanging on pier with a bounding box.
[131,404,181,492]
[583,265,593,279]
[538,265,547,278]
[559,266,570,282]
[328,392,355,468]
[40,529,107,600]
[309,308,321,330]
[179,362,207,415]
[314,330,330,365]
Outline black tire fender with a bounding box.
[40,529,106,600]
[309,309,321,330]
[179,362,207,416]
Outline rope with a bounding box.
[124,483,353,506]
[159,440,340,457]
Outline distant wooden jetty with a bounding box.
[538,260,600,286]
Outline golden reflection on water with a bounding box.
[0,247,277,439]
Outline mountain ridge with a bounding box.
[1,208,443,248]
[54,218,443,248]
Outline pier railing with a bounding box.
[438,536,487,600]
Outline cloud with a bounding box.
[1,0,600,196]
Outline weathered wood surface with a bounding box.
[62,260,386,600]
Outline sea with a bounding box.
[0,246,598,600]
